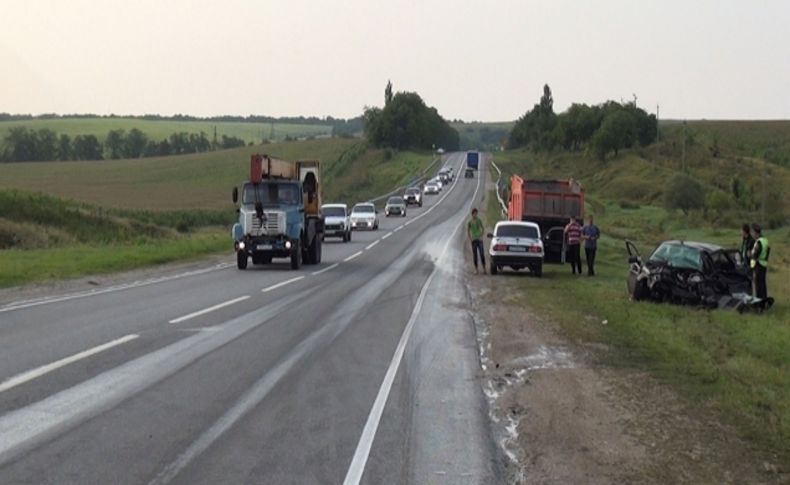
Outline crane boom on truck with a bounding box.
[507,175,584,264]
[232,154,324,270]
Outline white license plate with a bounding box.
[256,244,273,251]
[509,246,527,252]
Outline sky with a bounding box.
[1,0,788,121]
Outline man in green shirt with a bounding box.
[467,208,486,273]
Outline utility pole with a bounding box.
[682,120,687,172]
[656,104,660,142]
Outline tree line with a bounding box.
[363,81,459,151]
[0,127,247,162]
[509,84,658,159]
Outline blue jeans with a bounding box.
[471,239,486,268]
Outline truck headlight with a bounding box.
[285,240,292,249]
[238,241,246,250]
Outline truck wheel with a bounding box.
[290,240,302,270]
[237,251,248,270]
[314,236,322,263]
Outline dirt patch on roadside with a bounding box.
[465,268,786,484]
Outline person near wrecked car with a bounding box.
[740,223,755,264]
[581,215,600,276]
[750,223,770,302]
[564,216,582,275]
[468,208,486,274]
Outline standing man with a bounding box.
[750,223,770,303]
[467,208,486,274]
[564,216,582,275]
[740,223,755,264]
[581,215,600,276]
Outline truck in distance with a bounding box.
[466,151,479,170]
[232,154,324,270]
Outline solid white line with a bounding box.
[261,276,305,293]
[344,251,363,262]
[168,296,250,324]
[365,240,380,250]
[343,151,482,485]
[0,334,139,394]
[312,263,339,276]
[381,232,393,240]
[393,225,404,232]
[0,263,234,315]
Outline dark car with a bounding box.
[625,240,769,311]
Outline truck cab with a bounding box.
[232,155,323,270]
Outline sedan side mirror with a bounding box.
[232,187,238,204]
[487,233,494,239]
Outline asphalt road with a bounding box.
[0,152,501,484]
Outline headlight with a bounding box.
[238,241,246,250]
[285,240,292,249]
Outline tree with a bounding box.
[105,129,126,159]
[124,128,148,158]
[664,173,705,215]
[57,134,72,161]
[36,129,57,161]
[385,80,393,106]
[363,91,458,151]
[73,135,103,160]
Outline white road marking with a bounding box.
[168,296,250,324]
[382,232,393,240]
[344,152,482,485]
[394,225,404,232]
[344,251,363,262]
[261,276,305,293]
[0,334,140,394]
[0,263,234,315]
[312,263,339,276]
[365,240,380,250]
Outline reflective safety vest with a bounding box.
[755,236,770,267]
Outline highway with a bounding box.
[0,152,500,484]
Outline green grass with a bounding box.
[0,117,333,144]
[0,230,226,288]
[487,147,790,466]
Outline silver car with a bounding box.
[350,203,379,230]
[385,196,407,217]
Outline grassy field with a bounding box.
[0,138,435,287]
[0,117,333,144]
[486,147,790,466]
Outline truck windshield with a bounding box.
[497,225,539,239]
[242,182,301,206]
[323,207,346,217]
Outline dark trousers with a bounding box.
[471,239,486,268]
[754,264,768,299]
[567,244,581,274]
[585,247,597,275]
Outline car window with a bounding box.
[649,243,702,271]
[496,225,539,239]
[387,197,404,204]
[322,206,346,217]
[352,205,374,213]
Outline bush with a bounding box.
[664,173,705,215]
[705,190,733,216]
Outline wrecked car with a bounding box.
[625,240,773,312]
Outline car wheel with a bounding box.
[237,251,248,270]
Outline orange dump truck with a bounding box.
[507,176,585,263]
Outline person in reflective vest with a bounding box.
[750,223,770,302]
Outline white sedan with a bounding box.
[488,221,544,276]
[423,182,440,195]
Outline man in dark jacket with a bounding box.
[740,223,755,264]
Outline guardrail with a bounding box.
[366,155,443,204]
[490,159,508,217]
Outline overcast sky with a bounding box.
[2,0,788,121]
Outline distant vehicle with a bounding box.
[488,221,544,276]
[464,168,475,178]
[438,169,452,185]
[466,151,479,170]
[428,177,443,190]
[385,196,407,217]
[322,203,351,242]
[404,187,423,207]
[350,203,379,230]
[437,148,445,154]
[625,240,770,312]
[507,176,584,265]
[232,154,323,270]
[423,182,440,195]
